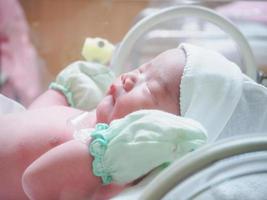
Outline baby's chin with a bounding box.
[96,95,114,123]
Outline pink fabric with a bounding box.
[0,0,42,106]
[217,2,267,24]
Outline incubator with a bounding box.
[141,135,267,200]
[1,1,267,199]
[111,0,267,84]
[110,2,267,199]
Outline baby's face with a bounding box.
[96,48,185,123]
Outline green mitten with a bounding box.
[88,109,208,185]
[49,61,115,111]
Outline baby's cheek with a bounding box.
[96,97,113,123]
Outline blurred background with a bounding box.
[1,0,267,106]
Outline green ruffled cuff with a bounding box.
[49,82,75,107]
[89,123,112,185]
[87,110,208,186]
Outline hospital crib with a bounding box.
[0,5,266,200]
[111,5,267,199]
[111,5,259,82]
[112,135,267,200]
[141,135,267,200]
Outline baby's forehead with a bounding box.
[138,62,162,82]
[147,48,185,98]
[142,60,173,80]
[138,48,184,83]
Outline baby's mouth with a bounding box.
[110,94,115,105]
[107,84,118,105]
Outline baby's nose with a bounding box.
[123,77,134,92]
[121,73,137,92]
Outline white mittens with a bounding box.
[88,109,207,185]
[50,61,115,111]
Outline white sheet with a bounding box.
[0,94,25,115]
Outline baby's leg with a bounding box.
[0,106,82,199]
[22,140,125,200]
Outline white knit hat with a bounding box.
[178,43,267,142]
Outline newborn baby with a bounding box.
[1,43,265,200]
[0,47,189,199]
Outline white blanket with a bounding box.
[0,94,25,115]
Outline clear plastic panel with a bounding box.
[126,17,242,72]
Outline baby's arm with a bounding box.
[22,110,207,199]
[29,61,114,110]
[28,89,69,109]
[22,140,125,200]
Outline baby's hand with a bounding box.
[89,109,208,185]
[50,61,115,111]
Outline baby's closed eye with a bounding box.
[146,81,159,104]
